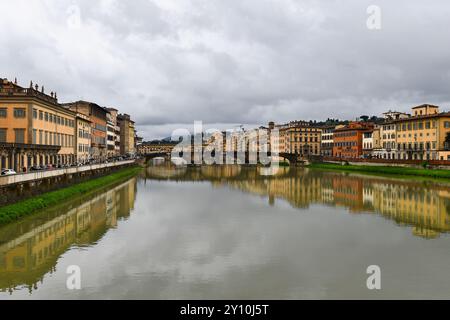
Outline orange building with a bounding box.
[333,122,374,159]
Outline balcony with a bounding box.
[0,142,61,152]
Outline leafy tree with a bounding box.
[360,115,369,122]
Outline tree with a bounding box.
[360,115,369,122]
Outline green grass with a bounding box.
[307,163,450,180]
[279,161,290,167]
[0,166,142,225]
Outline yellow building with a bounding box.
[394,105,450,161]
[75,113,92,163]
[0,78,76,171]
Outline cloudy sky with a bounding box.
[1,0,450,140]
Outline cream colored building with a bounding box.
[106,108,120,158]
[272,121,322,156]
[118,114,135,155]
[75,113,91,163]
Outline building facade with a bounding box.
[333,122,374,159]
[274,121,322,157]
[75,113,91,163]
[118,114,135,156]
[321,126,338,157]
[362,125,381,159]
[373,111,409,159]
[394,105,450,161]
[378,122,397,159]
[64,101,108,161]
[0,78,76,171]
[105,108,119,158]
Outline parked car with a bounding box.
[30,166,42,171]
[1,169,17,176]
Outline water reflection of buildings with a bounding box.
[146,166,450,239]
[227,172,450,239]
[0,178,137,294]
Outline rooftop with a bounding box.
[412,104,439,109]
[0,78,59,105]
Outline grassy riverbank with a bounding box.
[0,166,142,225]
[307,163,450,180]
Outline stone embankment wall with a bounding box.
[0,160,136,206]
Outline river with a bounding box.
[1,165,450,299]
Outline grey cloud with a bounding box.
[1,0,450,139]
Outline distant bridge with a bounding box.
[141,151,315,166]
[142,152,171,161]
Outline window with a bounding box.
[95,123,107,132]
[444,121,450,129]
[14,108,26,118]
[45,112,49,121]
[14,129,25,143]
[33,129,37,144]
[33,109,38,119]
[39,130,43,144]
[0,108,6,118]
[39,111,43,120]
[0,128,6,142]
